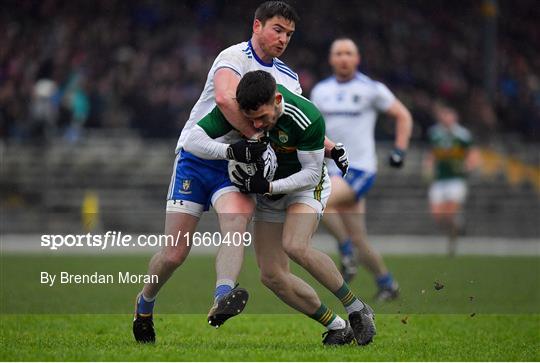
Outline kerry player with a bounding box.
[185,71,376,346]
[424,101,479,256]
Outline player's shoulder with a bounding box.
[454,124,472,141]
[311,76,336,94]
[428,124,443,138]
[279,85,323,131]
[279,84,320,116]
[354,72,387,89]
[273,57,299,82]
[215,41,252,63]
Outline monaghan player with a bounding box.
[185,70,376,346]
[311,38,412,300]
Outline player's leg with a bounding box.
[429,180,467,256]
[133,151,207,343]
[133,208,201,343]
[253,218,353,345]
[339,199,399,301]
[140,212,198,300]
[323,176,357,282]
[206,187,255,327]
[281,198,375,345]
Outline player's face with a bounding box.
[329,40,360,79]
[242,94,282,131]
[436,106,458,128]
[254,16,295,58]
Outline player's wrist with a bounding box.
[225,145,235,160]
[389,147,406,168]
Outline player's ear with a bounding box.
[253,19,262,34]
[274,93,283,106]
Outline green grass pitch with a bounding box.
[1,253,539,361]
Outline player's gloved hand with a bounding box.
[226,139,267,163]
[231,164,270,194]
[389,147,406,168]
[331,143,349,176]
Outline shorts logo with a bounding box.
[278,130,288,143]
[180,179,192,194]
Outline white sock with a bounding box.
[345,299,365,314]
[326,315,347,330]
[141,292,156,302]
[215,279,235,288]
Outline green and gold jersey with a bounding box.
[197,84,325,180]
[428,124,473,180]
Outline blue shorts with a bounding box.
[330,167,376,200]
[166,150,236,216]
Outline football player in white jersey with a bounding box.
[133,2,348,343]
[311,38,412,301]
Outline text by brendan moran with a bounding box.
[40,272,158,286]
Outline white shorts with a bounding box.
[429,179,468,204]
[254,173,331,223]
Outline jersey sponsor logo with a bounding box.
[180,179,192,194]
[324,110,362,117]
[271,142,296,153]
[278,130,289,143]
[433,147,466,160]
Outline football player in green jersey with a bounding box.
[185,70,376,346]
[424,101,480,256]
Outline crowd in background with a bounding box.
[1,0,538,143]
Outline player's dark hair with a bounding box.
[236,71,276,111]
[254,1,299,25]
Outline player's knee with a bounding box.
[260,270,287,292]
[216,193,255,215]
[219,213,252,230]
[282,242,309,266]
[161,248,188,268]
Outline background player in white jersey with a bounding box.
[311,38,412,301]
[132,1,302,343]
[424,101,480,256]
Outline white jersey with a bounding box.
[176,40,302,152]
[311,72,395,173]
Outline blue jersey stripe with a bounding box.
[274,64,298,80]
[274,59,294,72]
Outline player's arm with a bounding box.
[324,137,335,157]
[422,150,435,181]
[232,119,326,195]
[385,99,413,168]
[214,68,260,139]
[270,148,325,194]
[233,148,325,195]
[271,115,327,194]
[465,147,481,172]
[324,136,349,176]
[386,99,413,150]
[184,108,266,162]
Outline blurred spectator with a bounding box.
[0,0,538,143]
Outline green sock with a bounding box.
[334,281,364,313]
[309,303,337,327]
